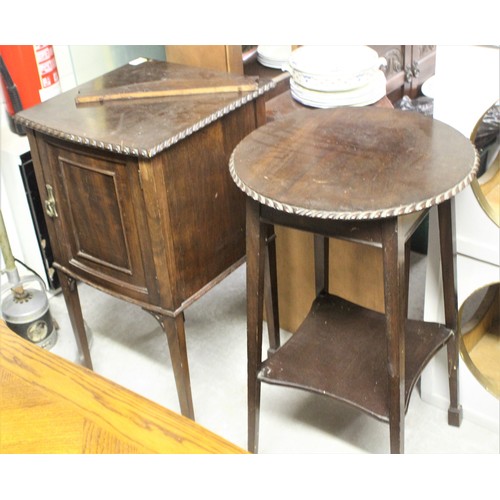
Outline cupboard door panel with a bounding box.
[59,154,132,272]
[45,142,151,300]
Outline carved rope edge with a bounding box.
[229,148,480,220]
[15,81,276,158]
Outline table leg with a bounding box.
[437,199,463,427]
[247,198,266,453]
[404,239,411,317]
[382,218,406,454]
[158,312,195,420]
[264,225,280,354]
[59,274,93,370]
[314,234,329,296]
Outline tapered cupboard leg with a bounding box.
[159,312,195,420]
[59,274,93,370]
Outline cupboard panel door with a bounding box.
[44,142,152,301]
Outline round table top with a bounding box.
[230,106,479,220]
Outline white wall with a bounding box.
[421,45,500,431]
[0,114,33,274]
[54,45,166,90]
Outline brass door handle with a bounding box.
[44,184,58,218]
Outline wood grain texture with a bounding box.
[230,106,478,220]
[259,293,452,421]
[265,93,390,331]
[16,60,274,158]
[0,321,246,454]
[166,46,244,74]
[75,77,259,104]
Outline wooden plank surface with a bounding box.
[0,320,246,454]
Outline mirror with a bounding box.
[459,282,500,398]
[470,101,500,226]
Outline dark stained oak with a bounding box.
[17,60,272,157]
[259,293,453,420]
[231,106,478,219]
[230,106,478,453]
[16,60,273,420]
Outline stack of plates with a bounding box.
[257,46,292,69]
[286,45,387,108]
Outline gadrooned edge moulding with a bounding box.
[15,80,276,159]
[229,148,480,221]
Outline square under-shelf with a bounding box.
[258,293,453,421]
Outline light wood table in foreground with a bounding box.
[0,320,245,454]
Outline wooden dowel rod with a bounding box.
[75,82,259,104]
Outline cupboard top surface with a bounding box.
[16,59,274,158]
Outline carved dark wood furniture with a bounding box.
[370,45,436,102]
[16,59,273,420]
[230,106,478,453]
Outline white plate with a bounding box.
[290,70,387,108]
[286,45,386,91]
[289,45,381,75]
[257,55,286,69]
[257,45,292,69]
[257,45,292,61]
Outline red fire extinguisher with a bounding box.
[0,45,61,135]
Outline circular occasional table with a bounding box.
[230,105,478,453]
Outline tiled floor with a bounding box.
[44,253,499,454]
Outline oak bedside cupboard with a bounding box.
[15,59,274,420]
